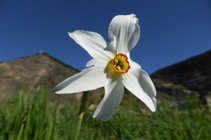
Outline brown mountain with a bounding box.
[0,52,103,103]
[1,50,210,106]
[150,49,211,104]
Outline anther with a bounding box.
[116,66,121,70]
[114,59,118,65]
[119,62,124,66]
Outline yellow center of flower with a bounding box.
[112,53,130,74]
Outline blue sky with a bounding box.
[1,0,211,75]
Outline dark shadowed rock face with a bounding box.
[0,53,103,103]
[151,49,211,96]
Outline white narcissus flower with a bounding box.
[53,14,156,121]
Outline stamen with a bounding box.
[114,59,118,65]
[119,62,124,66]
[116,66,121,70]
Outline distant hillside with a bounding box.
[0,53,103,103]
[151,49,211,98]
[1,50,210,106]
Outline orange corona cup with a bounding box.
[112,53,130,74]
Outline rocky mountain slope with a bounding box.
[0,50,210,105]
[0,53,103,103]
[151,49,211,105]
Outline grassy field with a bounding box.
[0,88,210,140]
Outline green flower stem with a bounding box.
[75,91,89,140]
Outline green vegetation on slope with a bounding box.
[0,87,210,140]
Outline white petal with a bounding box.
[126,52,141,69]
[137,69,156,98]
[128,58,141,69]
[86,59,108,67]
[131,61,141,69]
[108,14,140,54]
[53,66,109,94]
[122,68,156,111]
[93,78,124,121]
[69,30,113,60]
